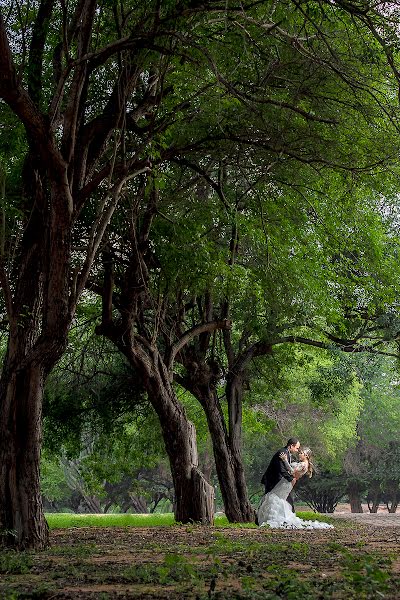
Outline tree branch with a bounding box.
[72,163,151,309]
[268,335,400,358]
[28,0,55,105]
[167,320,231,372]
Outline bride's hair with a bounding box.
[300,447,314,478]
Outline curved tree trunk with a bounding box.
[142,364,214,524]
[0,0,154,551]
[96,188,216,524]
[99,321,215,525]
[82,496,102,514]
[193,384,253,522]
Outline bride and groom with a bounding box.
[257,437,333,529]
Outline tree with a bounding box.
[0,0,258,548]
[296,472,347,513]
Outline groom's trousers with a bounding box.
[287,491,295,513]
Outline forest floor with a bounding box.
[1,516,400,599]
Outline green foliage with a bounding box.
[40,452,70,504]
[333,544,392,598]
[0,551,32,575]
[244,346,363,479]
[43,326,148,457]
[296,472,347,513]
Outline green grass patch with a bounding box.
[46,511,333,530]
[209,533,310,561]
[296,511,335,524]
[213,516,257,528]
[123,553,200,585]
[45,512,176,529]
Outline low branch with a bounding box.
[72,164,151,310]
[167,320,231,372]
[171,157,231,211]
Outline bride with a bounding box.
[257,447,333,530]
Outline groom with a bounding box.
[261,437,300,513]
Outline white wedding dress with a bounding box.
[257,462,333,530]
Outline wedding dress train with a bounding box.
[257,476,333,530]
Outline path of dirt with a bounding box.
[332,512,400,527]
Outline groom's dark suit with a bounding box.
[261,446,295,512]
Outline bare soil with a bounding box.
[1,517,400,599]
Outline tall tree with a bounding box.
[0,0,258,548]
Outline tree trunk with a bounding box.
[115,341,215,525]
[225,373,254,522]
[81,495,102,514]
[201,448,213,483]
[0,363,48,549]
[194,384,254,522]
[347,480,363,513]
[368,501,379,513]
[153,385,214,524]
[130,495,148,513]
[178,354,254,523]
[366,480,381,513]
[385,490,398,513]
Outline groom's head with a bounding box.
[286,438,300,453]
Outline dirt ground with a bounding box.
[1,515,400,599]
[333,511,400,527]
[334,502,396,515]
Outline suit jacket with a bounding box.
[261,446,294,493]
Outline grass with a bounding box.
[45,512,176,529]
[46,510,333,530]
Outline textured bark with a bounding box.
[225,373,253,520]
[136,356,214,524]
[176,305,254,523]
[98,300,215,524]
[0,0,154,546]
[347,481,363,513]
[187,377,253,523]
[0,364,48,549]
